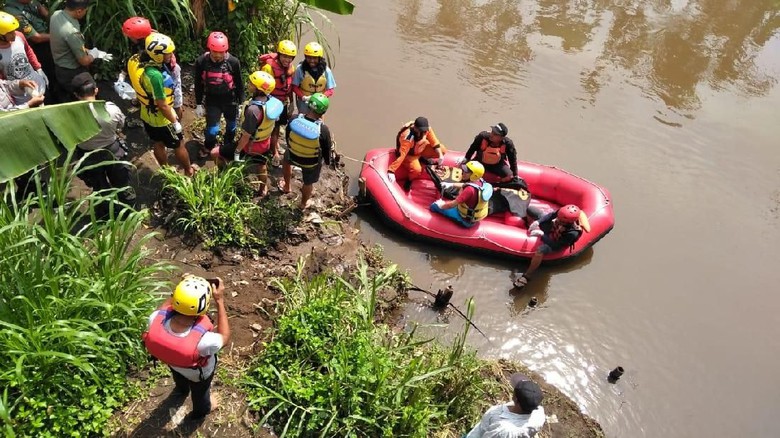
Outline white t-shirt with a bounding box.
[466,403,546,438]
[0,34,46,103]
[147,311,224,382]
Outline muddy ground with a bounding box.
[93,80,603,437]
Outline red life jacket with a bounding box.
[259,52,294,99]
[480,138,506,165]
[200,53,235,96]
[142,306,214,368]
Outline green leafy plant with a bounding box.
[0,101,108,182]
[243,260,501,437]
[157,164,301,249]
[0,154,173,436]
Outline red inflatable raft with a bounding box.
[358,148,614,261]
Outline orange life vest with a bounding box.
[143,306,214,368]
[396,121,431,157]
[480,138,507,165]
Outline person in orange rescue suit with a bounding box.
[462,122,518,184]
[513,204,586,288]
[430,161,493,228]
[387,116,448,190]
[258,40,296,164]
[143,276,231,418]
[291,41,335,114]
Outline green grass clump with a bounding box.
[158,165,301,250]
[243,261,501,437]
[0,159,172,436]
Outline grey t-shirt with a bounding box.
[78,101,126,151]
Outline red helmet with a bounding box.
[206,31,229,52]
[122,17,152,40]
[557,204,581,223]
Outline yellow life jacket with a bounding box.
[300,69,328,95]
[244,96,283,155]
[287,115,322,168]
[128,54,174,112]
[457,180,492,222]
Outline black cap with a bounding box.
[65,0,91,8]
[510,373,543,413]
[491,122,508,137]
[414,116,430,131]
[71,72,96,89]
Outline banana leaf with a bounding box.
[300,0,355,15]
[0,101,109,182]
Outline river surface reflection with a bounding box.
[323,1,780,436]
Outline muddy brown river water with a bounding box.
[322,1,780,436]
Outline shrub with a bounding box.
[0,157,173,436]
[158,164,301,249]
[243,261,501,437]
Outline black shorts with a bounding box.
[143,123,183,149]
[285,150,321,185]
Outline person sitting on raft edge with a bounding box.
[461,122,518,184]
[514,204,588,288]
[430,161,492,228]
[388,116,447,191]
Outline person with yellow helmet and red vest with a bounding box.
[430,161,493,228]
[291,41,336,115]
[194,31,243,159]
[143,276,231,418]
[128,32,194,176]
[214,71,283,196]
[258,40,297,163]
[462,122,519,184]
[388,116,448,190]
[280,92,333,210]
[513,204,586,288]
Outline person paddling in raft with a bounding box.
[514,204,589,288]
[430,161,493,228]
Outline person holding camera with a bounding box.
[143,276,231,418]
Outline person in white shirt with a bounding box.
[466,373,546,438]
[143,276,231,418]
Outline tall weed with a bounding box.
[0,155,172,435]
[244,261,501,437]
[157,165,300,249]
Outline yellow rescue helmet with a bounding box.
[172,276,212,316]
[0,12,19,35]
[464,161,485,181]
[277,40,297,57]
[249,70,276,95]
[303,41,323,57]
[144,32,176,63]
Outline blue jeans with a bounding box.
[430,202,476,228]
